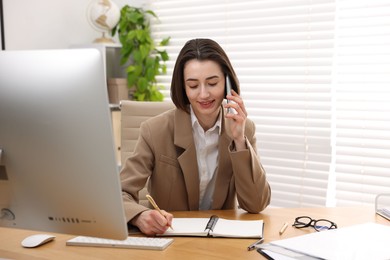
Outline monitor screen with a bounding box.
[0,49,128,240]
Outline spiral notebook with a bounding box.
[159,215,264,238]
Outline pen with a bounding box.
[145,194,174,230]
[279,222,288,235]
[247,237,264,251]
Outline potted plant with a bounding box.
[111,5,170,101]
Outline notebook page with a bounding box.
[211,219,263,238]
[161,218,210,236]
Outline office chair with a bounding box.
[120,100,175,206]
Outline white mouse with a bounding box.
[21,234,56,248]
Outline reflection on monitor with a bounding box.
[0,49,128,240]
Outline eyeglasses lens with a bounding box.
[294,216,312,228]
[313,220,333,231]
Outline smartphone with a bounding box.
[225,75,233,114]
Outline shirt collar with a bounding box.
[190,105,222,135]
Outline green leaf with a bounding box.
[159,50,169,61]
[135,30,144,41]
[126,65,136,73]
[145,10,158,19]
[134,65,143,77]
[139,44,149,60]
[133,50,142,63]
[137,77,148,91]
[145,66,155,81]
[134,91,146,101]
[160,37,170,46]
[127,73,137,87]
[161,64,167,74]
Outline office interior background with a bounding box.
[2,0,390,208]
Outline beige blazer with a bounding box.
[120,107,271,222]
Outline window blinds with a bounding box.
[147,0,336,207]
[332,0,390,206]
[145,0,390,207]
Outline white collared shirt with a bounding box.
[190,106,222,210]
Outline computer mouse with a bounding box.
[21,234,56,248]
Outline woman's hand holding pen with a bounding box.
[131,209,173,236]
[225,89,248,151]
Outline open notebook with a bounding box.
[159,215,264,238]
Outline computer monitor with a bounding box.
[0,49,128,240]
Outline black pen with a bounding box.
[247,237,264,251]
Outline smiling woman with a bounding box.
[120,38,271,236]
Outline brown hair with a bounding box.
[170,38,240,113]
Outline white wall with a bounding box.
[2,0,146,50]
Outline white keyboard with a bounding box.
[66,236,173,251]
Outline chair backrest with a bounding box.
[120,100,175,165]
[120,100,175,206]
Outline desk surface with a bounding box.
[0,206,388,260]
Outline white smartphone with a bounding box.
[226,75,233,114]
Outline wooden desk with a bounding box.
[0,206,388,260]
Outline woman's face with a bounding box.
[184,59,225,127]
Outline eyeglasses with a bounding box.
[292,216,337,232]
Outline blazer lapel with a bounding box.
[173,109,200,210]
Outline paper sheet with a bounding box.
[269,222,390,260]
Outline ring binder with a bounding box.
[205,215,219,234]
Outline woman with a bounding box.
[120,38,271,235]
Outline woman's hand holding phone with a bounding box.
[225,75,248,151]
